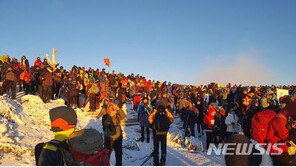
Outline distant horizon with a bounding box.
[1,0,295,86]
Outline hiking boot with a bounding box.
[160,158,166,166]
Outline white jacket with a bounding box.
[225,112,239,133]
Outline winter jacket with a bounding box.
[20,71,31,84]
[225,111,239,133]
[68,82,79,97]
[5,71,17,81]
[37,128,75,166]
[21,59,29,69]
[267,111,290,153]
[203,108,216,130]
[137,103,152,127]
[34,59,42,68]
[133,95,141,108]
[214,112,227,137]
[40,71,53,86]
[184,107,199,125]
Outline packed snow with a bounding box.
[0,94,223,166]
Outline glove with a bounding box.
[288,141,296,155]
[210,120,215,125]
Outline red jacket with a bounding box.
[34,59,42,68]
[133,95,141,107]
[203,108,216,130]
[20,71,31,83]
[146,80,151,91]
[267,111,289,153]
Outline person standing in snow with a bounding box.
[39,67,54,103]
[148,102,174,166]
[2,67,17,99]
[137,96,152,143]
[183,103,199,137]
[100,98,126,166]
[225,103,240,141]
[203,108,217,149]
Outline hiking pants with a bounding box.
[89,93,96,111]
[206,131,214,150]
[104,134,122,166]
[69,95,78,108]
[40,85,52,102]
[153,131,167,166]
[189,123,195,137]
[3,80,16,99]
[53,82,62,99]
[141,126,150,142]
[23,82,30,95]
[197,120,204,135]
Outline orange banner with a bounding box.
[104,58,111,67]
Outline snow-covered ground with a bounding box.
[0,93,223,166]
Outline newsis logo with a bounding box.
[207,143,284,156]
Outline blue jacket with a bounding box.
[137,103,151,127]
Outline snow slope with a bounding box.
[0,94,223,166]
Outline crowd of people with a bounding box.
[1,55,296,166]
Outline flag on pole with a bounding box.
[104,58,111,67]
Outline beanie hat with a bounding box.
[50,106,77,132]
[225,134,262,166]
[157,101,166,110]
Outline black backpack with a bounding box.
[35,140,73,165]
[102,114,117,137]
[154,109,171,132]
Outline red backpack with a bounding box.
[251,109,276,144]
[68,129,110,166]
[69,147,110,166]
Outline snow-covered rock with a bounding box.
[185,136,204,152]
[0,95,104,166]
[49,99,65,105]
[123,139,140,151]
[20,95,44,105]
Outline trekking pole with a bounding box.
[140,151,154,166]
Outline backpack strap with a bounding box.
[47,139,79,166]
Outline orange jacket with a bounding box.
[148,108,174,135]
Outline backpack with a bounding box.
[35,129,110,166]
[154,109,171,133]
[251,109,276,144]
[102,114,117,137]
[68,129,110,166]
[35,139,77,166]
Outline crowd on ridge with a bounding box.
[0,55,296,166]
